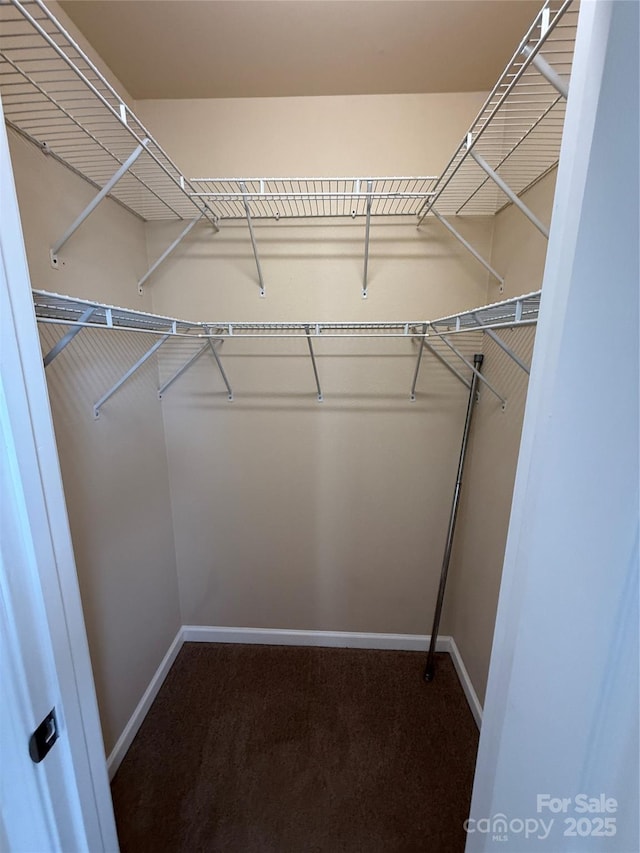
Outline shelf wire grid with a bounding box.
[0,0,216,224]
[420,0,579,218]
[189,177,438,220]
[33,289,541,340]
[430,291,541,333]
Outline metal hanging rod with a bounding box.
[0,0,216,227]
[188,177,438,221]
[418,0,578,220]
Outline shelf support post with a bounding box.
[239,182,265,297]
[429,208,505,287]
[50,140,149,266]
[157,343,209,398]
[304,325,323,401]
[468,142,550,238]
[362,179,373,298]
[521,44,569,99]
[93,332,169,419]
[138,211,213,293]
[43,305,95,366]
[472,314,531,374]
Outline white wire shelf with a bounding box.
[0,0,216,224]
[34,288,539,412]
[431,291,541,333]
[189,177,439,220]
[33,290,540,340]
[420,0,579,218]
[32,289,198,335]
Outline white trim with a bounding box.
[106,628,183,780]
[1,95,118,850]
[181,625,450,652]
[447,637,483,728]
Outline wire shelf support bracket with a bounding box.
[204,332,234,401]
[93,333,170,419]
[50,139,149,268]
[410,324,429,401]
[157,343,209,399]
[431,331,507,408]
[467,136,550,239]
[427,208,505,290]
[138,212,217,293]
[521,44,569,99]
[470,313,531,374]
[239,182,266,297]
[42,304,95,365]
[362,180,373,298]
[304,325,323,402]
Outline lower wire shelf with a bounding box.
[33,288,540,416]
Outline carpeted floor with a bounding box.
[111,643,479,853]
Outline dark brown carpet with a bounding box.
[111,643,479,853]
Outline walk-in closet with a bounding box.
[3,0,638,850]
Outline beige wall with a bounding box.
[444,171,556,706]
[137,93,487,177]
[9,128,181,754]
[135,94,500,636]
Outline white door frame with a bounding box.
[1,94,119,851]
[467,2,639,850]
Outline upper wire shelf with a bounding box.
[0,0,216,224]
[420,0,579,218]
[189,177,439,220]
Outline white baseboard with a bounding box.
[181,625,451,652]
[108,626,482,777]
[446,636,483,728]
[106,627,184,780]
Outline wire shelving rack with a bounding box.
[0,0,216,225]
[34,289,540,414]
[188,177,438,221]
[419,0,579,220]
